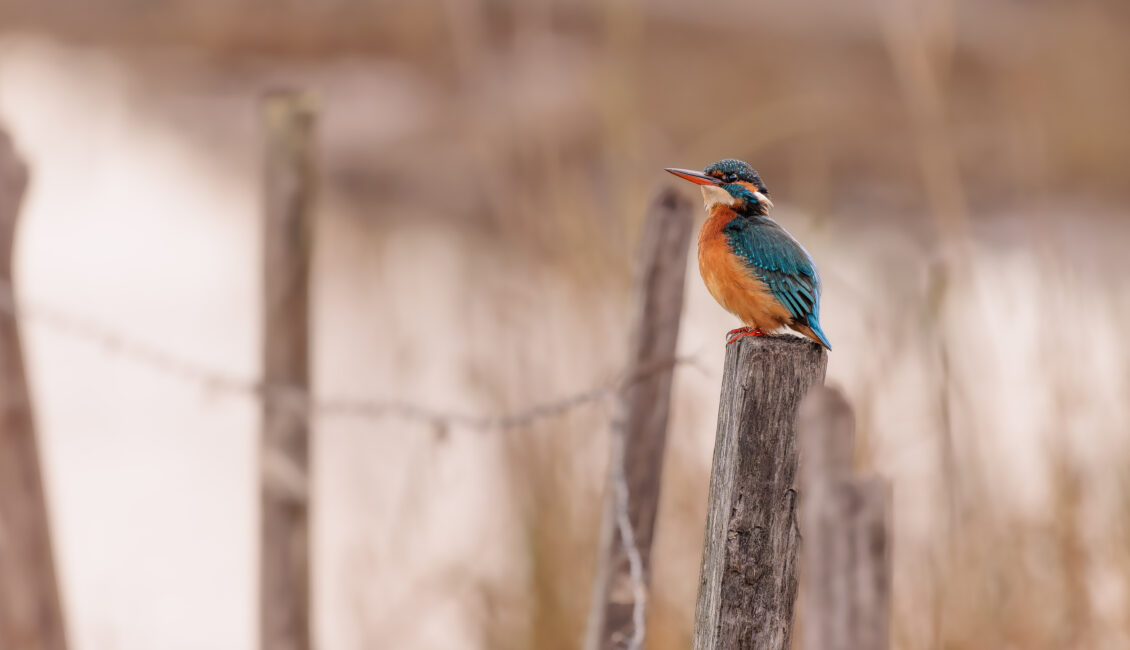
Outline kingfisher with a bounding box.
[666,159,831,349]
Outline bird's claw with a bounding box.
[726,328,765,345]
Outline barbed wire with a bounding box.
[0,277,691,639]
[0,278,700,432]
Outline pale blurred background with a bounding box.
[0,1,1128,649]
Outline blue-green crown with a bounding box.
[703,159,768,194]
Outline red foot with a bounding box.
[727,328,765,345]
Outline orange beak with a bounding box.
[665,167,722,186]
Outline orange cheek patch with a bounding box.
[737,180,768,196]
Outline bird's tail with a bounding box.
[794,319,832,350]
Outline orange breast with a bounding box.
[697,208,792,331]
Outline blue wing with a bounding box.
[723,217,831,349]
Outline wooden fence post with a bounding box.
[585,188,694,650]
[692,336,827,650]
[0,127,69,650]
[798,386,890,650]
[259,90,316,650]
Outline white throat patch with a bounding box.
[752,190,774,210]
[700,185,737,210]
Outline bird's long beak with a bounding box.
[665,167,722,186]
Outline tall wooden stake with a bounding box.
[585,188,694,650]
[0,127,69,650]
[692,336,827,650]
[799,386,891,650]
[260,91,316,650]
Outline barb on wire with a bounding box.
[0,279,699,432]
[0,281,256,396]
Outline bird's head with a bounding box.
[665,159,772,215]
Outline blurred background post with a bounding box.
[799,386,891,650]
[585,188,692,650]
[259,90,316,650]
[0,126,68,650]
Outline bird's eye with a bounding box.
[725,173,736,182]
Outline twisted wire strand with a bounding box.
[0,279,695,431]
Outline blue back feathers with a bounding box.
[723,216,832,349]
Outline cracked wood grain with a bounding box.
[692,336,827,650]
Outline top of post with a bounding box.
[725,333,828,368]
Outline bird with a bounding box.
[665,159,831,349]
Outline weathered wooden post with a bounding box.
[585,188,694,650]
[798,386,891,650]
[259,90,316,650]
[692,336,827,650]
[0,127,69,650]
